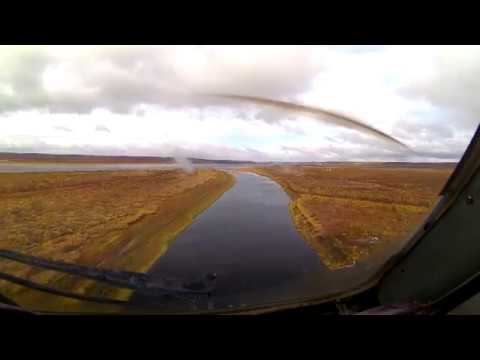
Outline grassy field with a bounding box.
[246,164,454,270]
[0,168,235,312]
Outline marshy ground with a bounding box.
[0,168,234,311]
[245,164,454,270]
[0,162,455,312]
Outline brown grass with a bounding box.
[0,169,235,312]
[245,164,454,270]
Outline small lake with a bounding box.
[130,172,400,312]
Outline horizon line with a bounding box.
[0,151,458,164]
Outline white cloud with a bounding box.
[0,45,325,114]
[0,45,478,162]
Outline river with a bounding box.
[0,162,402,312]
[130,172,401,312]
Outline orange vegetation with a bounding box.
[0,169,234,311]
[246,164,454,270]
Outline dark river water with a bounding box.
[130,172,402,312]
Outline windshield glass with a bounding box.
[0,45,476,314]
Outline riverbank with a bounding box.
[129,172,333,313]
[244,164,453,270]
[0,169,235,312]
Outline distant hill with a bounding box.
[0,152,257,165]
[0,152,457,168]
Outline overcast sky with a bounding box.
[0,45,478,162]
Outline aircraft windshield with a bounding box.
[0,45,476,314]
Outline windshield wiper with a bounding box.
[0,249,217,308]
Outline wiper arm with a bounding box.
[0,249,217,308]
[0,249,149,289]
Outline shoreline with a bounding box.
[242,165,451,270]
[0,169,236,312]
